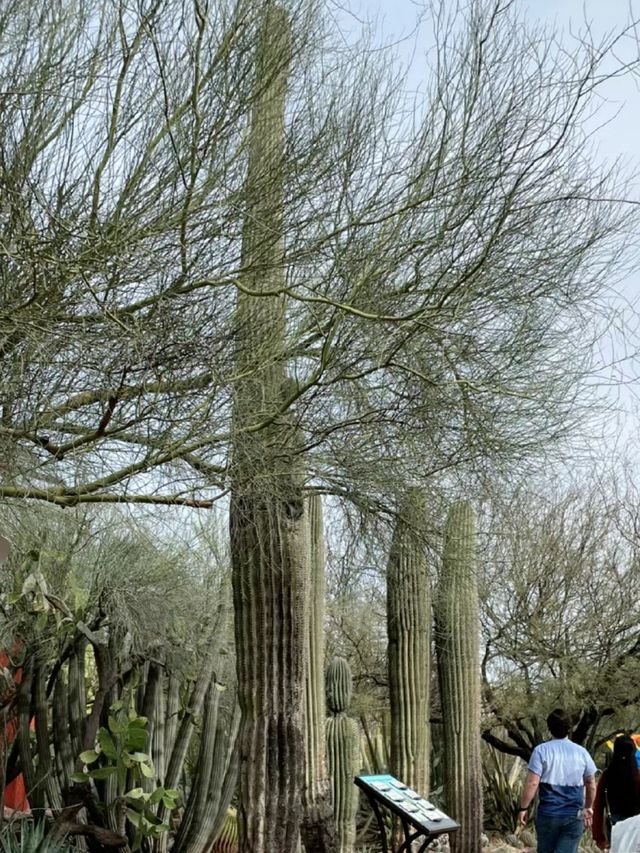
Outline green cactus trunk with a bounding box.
[387,490,431,795]
[302,495,337,853]
[229,5,307,853]
[173,681,221,851]
[305,495,328,804]
[68,642,86,759]
[52,670,74,792]
[205,706,241,849]
[435,501,483,853]
[325,659,359,853]
[34,659,63,812]
[17,657,42,812]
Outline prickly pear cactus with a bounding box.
[435,501,483,853]
[387,489,431,794]
[325,658,359,853]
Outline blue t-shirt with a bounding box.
[528,739,597,817]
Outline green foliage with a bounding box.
[73,697,180,850]
[482,746,526,832]
[0,822,73,853]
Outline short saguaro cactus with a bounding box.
[325,657,360,853]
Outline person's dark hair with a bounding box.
[605,735,640,818]
[547,709,572,739]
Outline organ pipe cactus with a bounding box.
[386,489,431,794]
[325,658,360,853]
[173,685,240,853]
[435,501,483,853]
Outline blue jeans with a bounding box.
[535,814,584,853]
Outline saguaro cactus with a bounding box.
[386,489,431,795]
[230,5,308,853]
[302,495,337,852]
[435,501,483,853]
[325,658,360,853]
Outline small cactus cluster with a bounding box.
[326,657,360,853]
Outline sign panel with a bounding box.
[355,774,459,836]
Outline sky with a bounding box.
[356,0,640,459]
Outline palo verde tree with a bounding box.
[0,0,633,510]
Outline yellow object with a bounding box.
[605,733,640,751]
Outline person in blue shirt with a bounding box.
[518,709,597,853]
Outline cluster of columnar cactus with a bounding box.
[435,501,483,853]
[386,489,431,795]
[326,657,360,853]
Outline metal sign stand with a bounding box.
[355,774,459,853]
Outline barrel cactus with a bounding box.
[325,658,360,853]
[435,501,483,853]
[386,489,431,794]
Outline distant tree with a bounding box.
[480,480,640,761]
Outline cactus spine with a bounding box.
[325,658,359,853]
[435,501,482,853]
[230,6,308,853]
[387,489,431,795]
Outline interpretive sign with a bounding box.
[355,774,459,853]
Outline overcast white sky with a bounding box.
[337,0,640,455]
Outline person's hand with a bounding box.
[582,807,593,828]
[517,809,528,829]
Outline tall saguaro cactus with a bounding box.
[386,489,431,795]
[230,5,307,853]
[326,658,360,853]
[302,495,337,852]
[435,501,483,853]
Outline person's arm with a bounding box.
[583,774,596,830]
[518,771,541,828]
[592,774,608,850]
